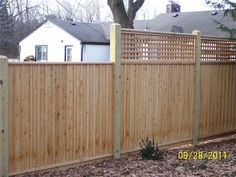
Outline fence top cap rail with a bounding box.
[8,61,114,65]
[121,28,195,37]
[122,28,236,41]
[201,35,236,41]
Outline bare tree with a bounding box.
[54,0,101,22]
[108,0,145,28]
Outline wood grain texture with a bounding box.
[8,63,114,174]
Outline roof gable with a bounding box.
[49,19,109,44]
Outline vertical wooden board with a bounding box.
[153,64,159,143]
[177,65,183,141]
[122,64,128,151]
[186,65,192,138]
[190,65,195,138]
[124,64,130,151]
[120,64,125,151]
[204,65,210,137]
[219,65,225,134]
[230,65,236,130]
[14,65,22,171]
[54,65,62,163]
[168,65,174,142]
[166,65,173,142]
[228,65,233,131]
[214,65,220,134]
[129,64,134,150]
[148,65,155,141]
[61,65,68,162]
[45,65,54,165]
[66,65,74,161]
[88,65,95,157]
[30,65,39,168]
[133,64,140,148]
[218,65,224,134]
[213,65,220,135]
[136,64,142,145]
[200,65,208,137]
[232,65,236,130]
[81,65,88,158]
[157,65,164,145]
[173,65,180,142]
[127,64,132,150]
[100,65,107,154]
[146,65,151,141]
[224,65,230,132]
[38,65,46,166]
[8,65,14,172]
[94,65,101,156]
[73,65,81,159]
[107,64,114,153]
[163,65,168,144]
[21,65,30,170]
[142,64,148,141]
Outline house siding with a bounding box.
[83,44,110,62]
[19,21,82,62]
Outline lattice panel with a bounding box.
[121,29,195,61]
[201,37,236,61]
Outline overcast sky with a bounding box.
[37,0,236,21]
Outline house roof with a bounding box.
[134,10,236,37]
[20,10,236,44]
[49,19,110,44]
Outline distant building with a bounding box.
[19,19,110,62]
[166,0,181,13]
[134,10,236,37]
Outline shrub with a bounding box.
[139,138,164,160]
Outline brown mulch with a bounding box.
[20,135,236,177]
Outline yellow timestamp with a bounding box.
[177,151,227,160]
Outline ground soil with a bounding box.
[19,135,236,177]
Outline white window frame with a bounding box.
[65,45,73,61]
[35,45,48,61]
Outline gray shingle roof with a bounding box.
[50,19,110,44]
[43,10,236,44]
[134,10,236,37]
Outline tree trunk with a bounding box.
[108,0,145,28]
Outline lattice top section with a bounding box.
[201,37,236,61]
[121,29,195,61]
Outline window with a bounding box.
[65,45,73,61]
[35,45,48,61]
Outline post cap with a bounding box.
[192,30,202,35]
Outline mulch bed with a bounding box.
[20,135,236,177]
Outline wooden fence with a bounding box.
[1,24,236,176]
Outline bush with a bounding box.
[139,138,164,160]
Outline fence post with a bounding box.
[110,23,121,159]
[192,31,201,145]
[0,55,8,177]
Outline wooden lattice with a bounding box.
[121,29,195,61]
[201,37,236,61]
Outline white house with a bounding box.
[19,19,110,62]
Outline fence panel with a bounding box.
[8,63,114,174]
[120,62,195,152]
[200,63,236,137]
